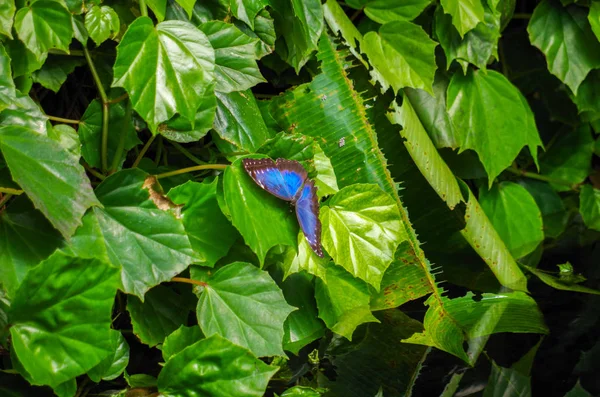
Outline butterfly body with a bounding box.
[243,158,324,257]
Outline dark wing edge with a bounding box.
[296,179,324,258]
[242,157,277,192]
[275,158,308,191]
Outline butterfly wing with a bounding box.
[295,179,324,257]
[243,158,307,201]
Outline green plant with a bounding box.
[0,0,599,396]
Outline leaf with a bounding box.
[199,21,265,93]
[403,291,548,363]
[0,0,15,39]
[483,360,531,397]
[363,21,437,95]
[80,169,198,298]
[363,0,431,24]
[195,262,296,357]
[321,184,405,290]
[0,197,63,298]
[5,38,44,77]
[518,179,568,238]
[434,3,501,72]
[528,0,600,92]
[590,1,600,41]
[174,0,196,19]
[147,0,167,22]
[0,43,15,111]
[579,185,600,232]
[230,0,269,28]
[447,69,542,185]
[280,386,325,396]
[235,8,276,59]
[0,125,99,238]
[440,0,485,37]
[522,264,600,295]
[213,90,271,152]
[270,0,324,72]
[321,310,427,397]
[479,182,544,259]
[167,179,238,267]
[573,70,600,115]
[313,143,339,197]
[14,0,73,61]
[540,125,594,191]
[31,55,85,93]
[564,381,594,397]
[223,157,297,264]
[159,86,216,143]
[85,5,120,46]
[87,330,130,382]
[65,0,101,14]
[112,17,215,133]
[161,325,204,361]
[79,99,141,170]
[9,252,119,388]
[282,232,330,280]
[315,264,379,340]
[158,335,278,397]
[127,285,190,347]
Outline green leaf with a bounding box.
[195,262,296,357]
[199,21,265,93]
[313,143,339,197]
[5,38,44,77]
[440,0,485,37]
[270,0,324,72]
[565,381,594,397]
[65,0,101,14]
[158,335,278,397]
[0,125,99,238]
[167,179,238,267]
[363,21,437,95]
[321,184,405,290]
[161,325,204,361]
[0,197,63,298]
[174,0,196,18]
[589,1,600,41]
[282,232,330,280]
[522,264,600,295]
[14,0,73,61]
[404,291,548,363]
[483,360,531,397]
[235,8,276,59]
[280,386,325,396]
[518,179,568,239]
[321,310,427,397]
[79,99,141,170]
[0,43,15,112]
[31,55,85,93]
[479,182,544,259]
[85,5,120,46]
[0,90,48,135]
[528,0,600,92]
[315,265,379,340]
[434,3,501,72]
[128,285,190,347]
[0,0,15,39]
[147,0,167,22]
[363,0,431,24]
[579,184,600,231]
[223,157,297,264]
[9,252,118,388]
[213,90,271,152]
[573,70,600,115]
[87,330,130,382]
[159,86,216,143]
[231,0,269,28]
[112,17,215,133]
[447,69,542,185]
[540,125,594,191]
[83,169,198,298]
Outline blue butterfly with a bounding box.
[243,158,324,257]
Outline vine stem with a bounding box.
[155,164,228,179]
[83,163,106,180]
[83,46,110,173]
[0,194,13,208]
[47,115,80,124]
[139,0,148,16]
[0,187,24,195]
[132,134,156,168]
[169,141,206,165]
[506,166,579,190]
[171,277,207,287]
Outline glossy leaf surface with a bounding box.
[85,5,120,46]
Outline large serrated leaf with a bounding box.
[440,0,485,37]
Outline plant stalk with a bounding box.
[506,166,579,190]
[169,141,207,165]
[155,164,228,179]
[132,134,157,168]
[0,187,24,195]
[47,115,80,124]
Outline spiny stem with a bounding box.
[155,164,228,179]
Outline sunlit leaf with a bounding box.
[231,0,269,29]
[195,262,296,357]
[9,252,118,388]
[147,0,167,22]
[159,85,216,143]
[440,0,485,37]
[161,325,204,361]
[363,0,431,24]
[282,232,329,280]
[85,5,120,46]
[158,335,278,397]
[0,43,15,112]
[87,330,130,382]
[0,0,15,39]
[528,0,600,92]
[112,17,215,133]
[590,2,600,41]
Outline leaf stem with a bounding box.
[49,49,85,56]
[83,163,106,180]
[0,187,24,195]
[0,194,13,208]
[132,134,157,168]
[513,13,532,19]
[154,136,163,165]
[107,92,129,104]
[155,164,228,179]
[109,99,132,172]
[47,115,80,124]
[139,0,148,16]
[169,140,207,165]
[506,166,579,190]
[171,277,207,287]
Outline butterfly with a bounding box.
[242,158,324,257]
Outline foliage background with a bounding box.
[0,0,599,396]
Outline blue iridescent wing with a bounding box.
[243,158,307,201]
[295,179,324,257]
